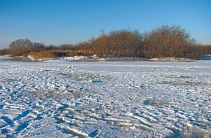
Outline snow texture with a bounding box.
[0,56,211,137]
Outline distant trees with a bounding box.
[58,44,75,50]
[9,39,33,49]
[143,25,197,58]
[191,45,211,59]
[79,29,144,57]
[1,25,210,59]
[107,29,144,57]
[30,42,46,52]
[81,26,200,59]
[0,48,9,55]
[8,39,33,56]
[6,39,53,56]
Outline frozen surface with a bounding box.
[0,57,211,137]
[0,55,13,60]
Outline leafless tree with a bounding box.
[143,25,197,58]
[9,39,33,49]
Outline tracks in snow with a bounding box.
[1,61,211,137]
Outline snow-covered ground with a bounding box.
[0,56,211,137]
[0,55,13,60]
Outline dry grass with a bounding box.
[28,50,94,59]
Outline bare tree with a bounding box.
[143,25,197,58]
[59,44,75,50]
[9,39,33,49]
[86,29,143,57]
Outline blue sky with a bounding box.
[0,0,210,49]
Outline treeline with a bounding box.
[1,25,211,59]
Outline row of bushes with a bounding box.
[27,50,95,59]
[1,25,211,59]
[74,25,211,59]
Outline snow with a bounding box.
[149,57,194,62]
[0,56,211,137]
[0,55,13,60]
[59,56,89,61]
[27,55,36,61]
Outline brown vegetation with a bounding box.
[143,25,196,58]
[77,29,143,57]
[0,25,211,59]
[28,50,95,59]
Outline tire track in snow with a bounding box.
[53,102,158,136]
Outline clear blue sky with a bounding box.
[0,0,210,49]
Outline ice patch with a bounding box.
[159,81,207,85]
[20,87,89,101]
[144,99,171,106]
[166,75,192,79]
[58,72,111,83]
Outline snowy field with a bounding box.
[0,56,211,137]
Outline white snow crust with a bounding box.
[0,56,211,137]
[0,55,13,60]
